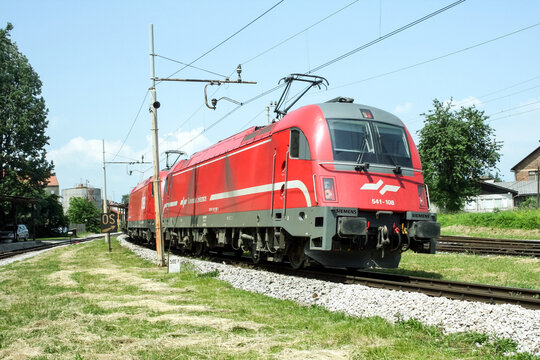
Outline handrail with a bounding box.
[318,161,422,173]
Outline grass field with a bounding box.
[0,238,538,359]
[438,210,540,240]
[385,251,539,290]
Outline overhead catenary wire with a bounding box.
[162,0,285,81]
[111,90,150,162]
[155,54,228,78]
[486,99,540,117]
[488,106,540,123]
[156,0,360,152]
[479,84,540,105]
[404,87,540,126]
[325,22,540,91]
[171,0,467,154]
[241,0,360,66]
[306,0,467,74]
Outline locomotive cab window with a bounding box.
[327,119,375,163]
[327,118,412,168]
[290,129,311,160]
[372,122,412,168]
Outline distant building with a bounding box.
[464,181,517,212]
[45,174,60,196]
[497,180,539,207]
[511,146,540,181]
[62,184,102,213]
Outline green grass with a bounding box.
[1,239,538,359]
[438,209,540,231]
[382,251,540,290]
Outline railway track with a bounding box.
[238,261,540,310]
[0,234,114,260]
[437,235,540,258]
[127,237,540,310]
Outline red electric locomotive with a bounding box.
[128,75,440,268]
[127,169,169,242]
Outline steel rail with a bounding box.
[0,234,117,260]
[437,235,540,258]
[248,263,540,310]
[127,237,540,310]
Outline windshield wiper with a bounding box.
[355,133,370,172]
[377,133,402,174]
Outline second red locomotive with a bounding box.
[128,96,440,268]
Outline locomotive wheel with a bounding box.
[251,243,263,264]
[193,242,206,256]
[287,242,306,270]
[251,250,262,264]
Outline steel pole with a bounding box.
[149,24,165,266]
[102,140,110,251]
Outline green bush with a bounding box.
[438,209,540,230]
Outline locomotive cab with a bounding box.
[286,99,440,268]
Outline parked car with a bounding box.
[0,224,29,242]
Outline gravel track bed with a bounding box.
[0,245,68,266]
[127,236,540,355]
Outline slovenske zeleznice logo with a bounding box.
[360,180,400,195]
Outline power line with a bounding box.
[176,84,285,151]
[488,106,540,122]
[105,152,141,162]
[111,90,149,161]
[479,74,540,99]
[237,108,267,132]
[480,84,540,105]
[167,1,360,148]
[162,0,285,81]
[487,99,540,117]
[241,0,360,66]
[405,92,540,126]
[172,1,467,152]
[307,0,467,74]
[155,54,228,78]
[327,22,540,91]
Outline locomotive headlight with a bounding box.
[418,185,428,208]
[323,178,337,201]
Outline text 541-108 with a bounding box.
[372,199,395,206]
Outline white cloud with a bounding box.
[155,127,212,158]
[48,137,103,167]
[444,96,482,109]
[394,102,413,115]
[47,129,212,197]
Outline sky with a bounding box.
[1,0,540,203]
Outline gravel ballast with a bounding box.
[120,235,540,355]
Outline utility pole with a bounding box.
[102,140,111,252]
[149,24,165,266]
[147,26,256,267]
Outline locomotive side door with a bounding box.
[271,130,290,220]
[271,127,312,219]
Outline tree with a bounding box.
[417,99,501,212]
[121,194,130,205]
[27,192,68,236]
[66,197,101,233]
[0,23,53,198]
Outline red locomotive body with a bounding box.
[129,98,440,268]
[127,170,169,242]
